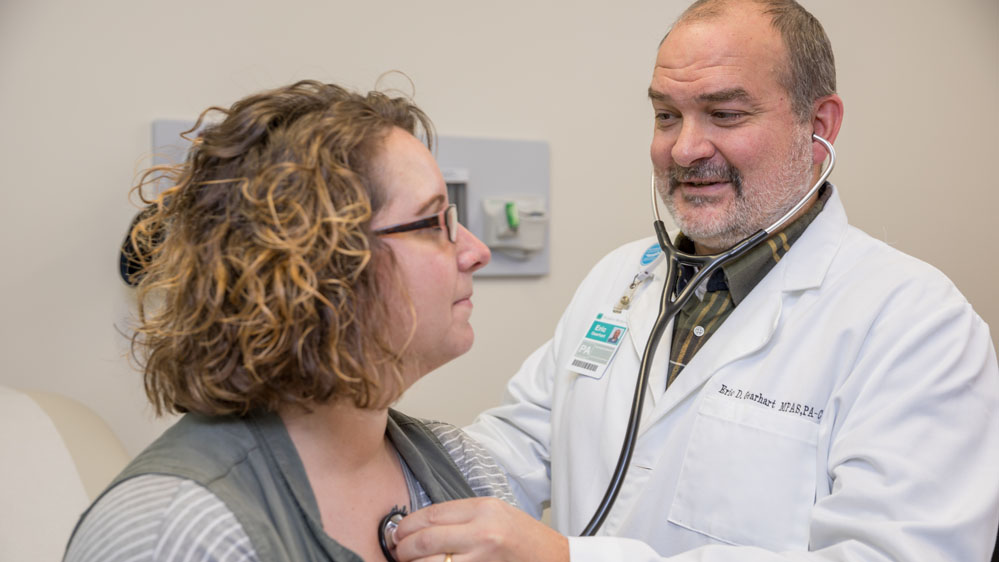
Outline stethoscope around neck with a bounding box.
[579,133,836,536]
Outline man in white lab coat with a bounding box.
[394,0,999,560]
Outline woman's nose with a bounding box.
[456,224,491,273]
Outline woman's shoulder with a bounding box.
[421,420,519,507]
[64,474,259,562]
[124,414,261,480]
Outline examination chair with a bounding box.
[0,386,130,561]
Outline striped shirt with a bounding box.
[64,421,515,562]
[666,185,832,388]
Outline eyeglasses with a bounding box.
[373,203,458,244]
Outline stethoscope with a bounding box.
[580,133,836,536]
[377,134,836,555]
[379,505,407,561]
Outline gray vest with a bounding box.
[72,409,476,561]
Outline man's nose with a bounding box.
[671,120,714,167]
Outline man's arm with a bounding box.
[463,340,559,519]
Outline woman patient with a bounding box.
[65,80,511,561]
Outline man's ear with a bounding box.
[810,94,844,166]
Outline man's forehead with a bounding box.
[651,7,786,95]
[658,3,783,62]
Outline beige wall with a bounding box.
[1,0,995,455]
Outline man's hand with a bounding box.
[393,497,569,562]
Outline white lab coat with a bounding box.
[466,188,999,561]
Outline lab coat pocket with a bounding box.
[668,393,819,551]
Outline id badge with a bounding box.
[567,311,628,379]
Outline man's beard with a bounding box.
[655,132,814,251]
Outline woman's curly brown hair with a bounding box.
[129,80,434,416]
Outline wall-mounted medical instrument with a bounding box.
[436,136,550,277]
[480,197,547,261]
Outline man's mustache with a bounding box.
[667,162,743,195]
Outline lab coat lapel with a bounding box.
[643,279,785,427]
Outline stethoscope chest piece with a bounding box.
[378,505,408,562]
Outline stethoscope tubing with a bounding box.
[580,134,836,536]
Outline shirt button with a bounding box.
[693,326,705,337]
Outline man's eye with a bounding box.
[712,111,744,121]
[655,111,678,125]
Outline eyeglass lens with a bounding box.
[444,204,457,243]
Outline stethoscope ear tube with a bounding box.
[580,134,834,537]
